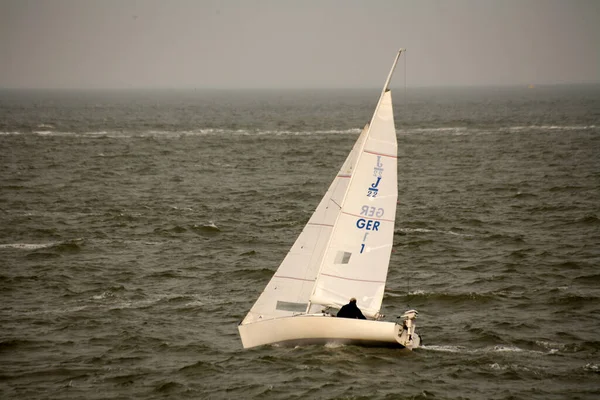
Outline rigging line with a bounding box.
[404,49,407,110]
[403,52,410,312]
[407,276,410,309]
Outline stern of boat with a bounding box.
[394,309,420,349]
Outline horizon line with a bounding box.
[1,82,599,91]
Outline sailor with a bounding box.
[337,298,366,319]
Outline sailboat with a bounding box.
[238,49,420,350]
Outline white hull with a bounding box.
[238,314,420,350]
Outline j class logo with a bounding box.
[367,177,381,198]
[367,156,384,198]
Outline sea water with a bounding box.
[1,86,599,399]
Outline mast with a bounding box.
[305,49,404,314]
[378,49,404,109]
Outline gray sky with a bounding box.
[1,0,598,89]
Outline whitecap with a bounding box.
[184,300,204,307]
[92,291,114,300]
[399,228,473,237]
[421,345,465,353]
[204,221,218,229]
[584,363,599,372]
[493,345,524,352]
[324,342,346,349]
[0,243,56,250]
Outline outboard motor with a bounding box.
[395,309,420,348]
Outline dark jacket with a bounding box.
[337,302,366,319]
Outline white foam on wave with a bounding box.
[184,300,204,307]
[0,243,56,250]
[488,362,532,372]
[4,124,596,138]
[403,127,470,135]
[324,342,346,349]
[29,130,112,137]
[105,128,361,137]
[421,344,465,353]
[34,131,78,137]
[422,344,545,355]
[384,289,427,297]
[492,345,524,352]
[486,345,547,355]
[84,131,109,136]
[584,363,599,372]
[535,340,568,354]
[402,124,598,136]
[92,291,114,300]
[507,125,597,131]
[399,228,473,237]
[315,128,362,135]
[2,127,364,138]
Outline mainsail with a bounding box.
[309,90,397,318]
[241,124,369,324]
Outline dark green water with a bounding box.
[1,86,599,399]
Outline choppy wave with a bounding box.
[1,128,363,138]
[400,124,598,135]
[0,240,83,252]
[2,124,598,139]
[422,344,550,355]
[192,221,220,233]
[396,227,473,237]
[0,242,58,250]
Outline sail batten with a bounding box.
[340,210,395,222]
[320,273,386,284]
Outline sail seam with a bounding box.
[320,273,385,284]
[341,211,395,222]
[363,149,397,158]
[307,222,334,228]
